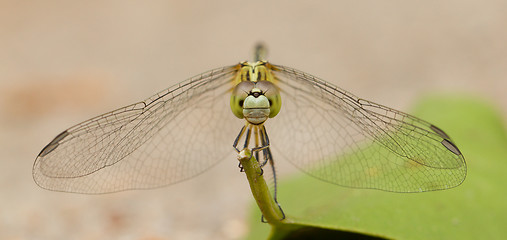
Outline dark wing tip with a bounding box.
[430,124,451,139]
[38,130,69,157]
[441,139,462,156]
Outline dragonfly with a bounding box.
[34,46,466,209]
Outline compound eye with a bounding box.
[230,81,255,118]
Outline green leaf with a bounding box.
[245,94,507,240]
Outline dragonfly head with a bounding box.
[230,80,281,125]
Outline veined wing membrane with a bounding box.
[33,65,241,193]
[268,64,466,192]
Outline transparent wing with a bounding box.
[267,64,466,192]
[33,65,243,193]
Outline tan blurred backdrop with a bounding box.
[0,1,505,239]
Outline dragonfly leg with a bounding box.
[234,125,252,172]
[232,125,246,153]
[243,127,252,150]
[258,126,270,168]
[251,145,269,175]
[253,126,265,176]
[254,127,271,164]
[251,125,269,165]
[254,150,264,176]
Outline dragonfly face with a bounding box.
[230,62,281,125]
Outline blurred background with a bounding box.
[0,1,505,239]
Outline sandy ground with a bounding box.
[0,1,506,239]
